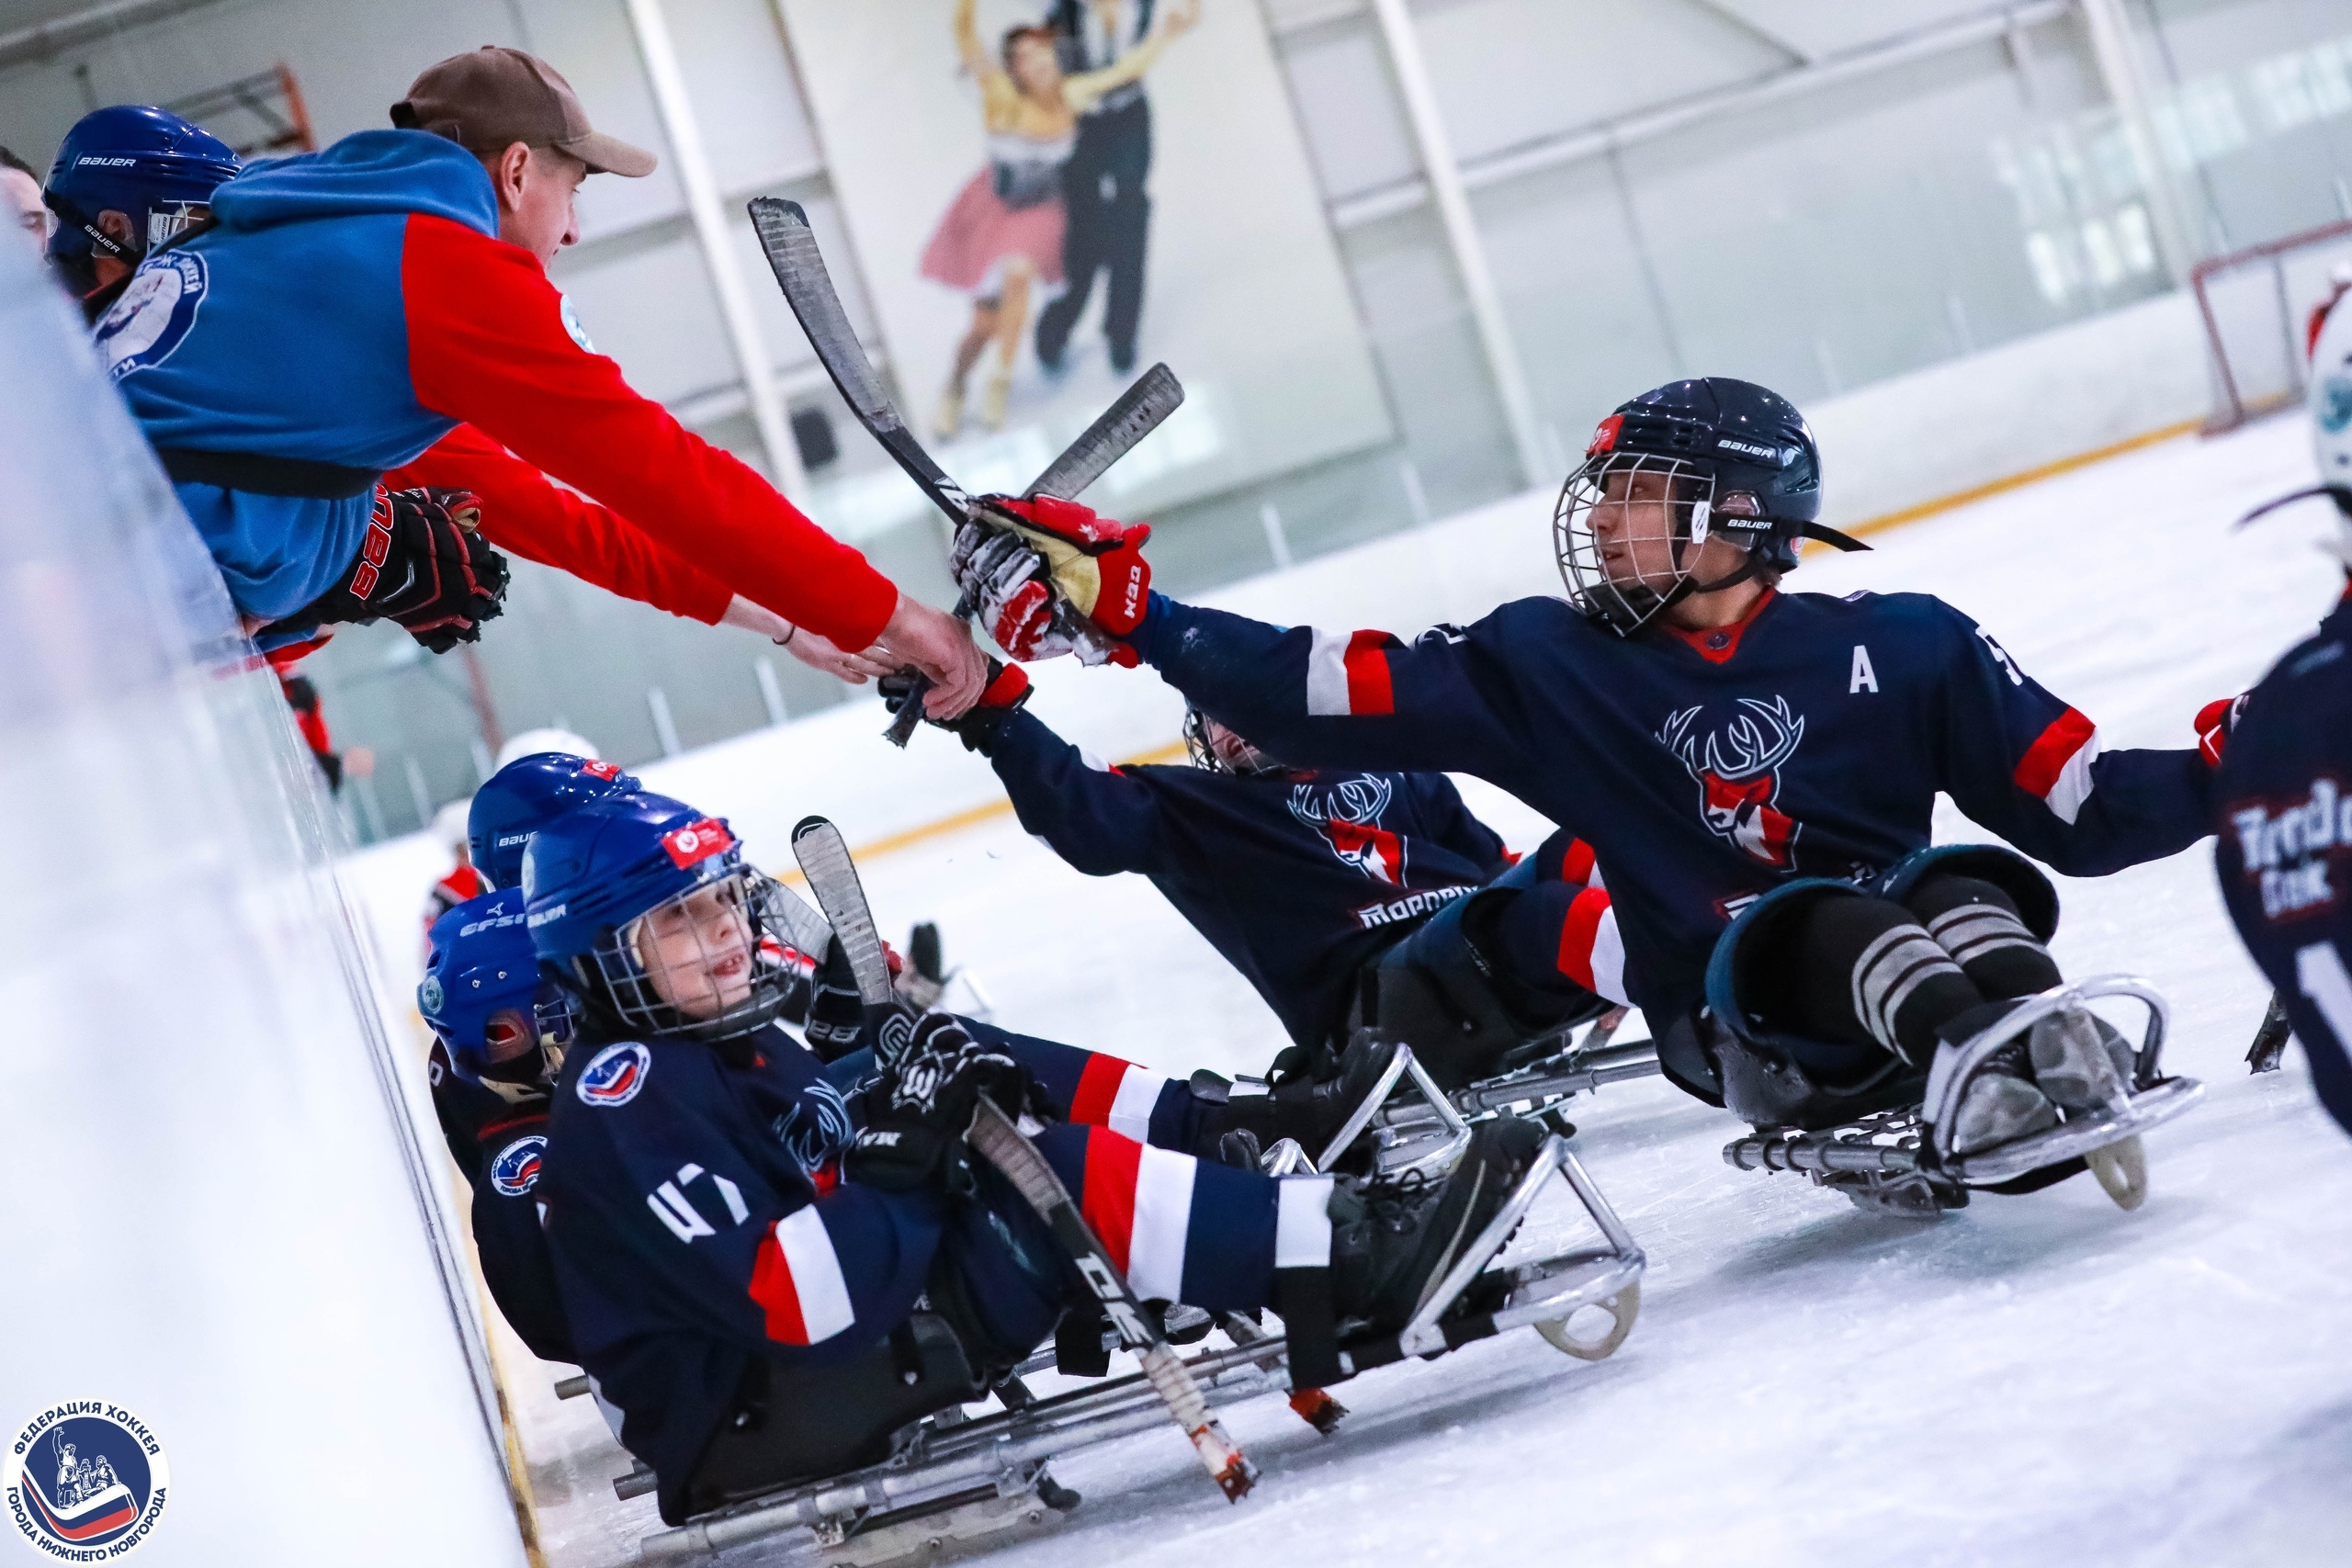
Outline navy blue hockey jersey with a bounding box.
[2213,592,2352,1137]
[541,1024,925,1521]
[989,707,1510,1046]
[1126,586,2211,1031]
[426,1043,574,1364]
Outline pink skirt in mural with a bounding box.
[920,169,1067,299]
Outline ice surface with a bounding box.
[491,413,2352,1565]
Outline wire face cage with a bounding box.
[586,869,807,1042]
[1554,452,1720,636]
[1183,706,1283,776]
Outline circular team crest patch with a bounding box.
[94,254,208,381]
[490,1134,548,1196]
[4,1402,169,1558]
[577,1042,651,1108]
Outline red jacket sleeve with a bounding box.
[398,216,898,650]
[387,425,733,625]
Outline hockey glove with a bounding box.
[949,495,1150,665]
[2195,694,2247,769]
[880,659,1032,754]
[272,487,510,654]
[802,936,868,1061]
[845,1012,1052,1193]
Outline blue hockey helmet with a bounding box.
[420,888,576,1087]
[1555,378,1867,635]
[525,792,804,1042]
[468,751,639,890]
[43,106,239,287]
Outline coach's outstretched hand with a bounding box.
[273,485,509,653]
[881,659,1032,755]
[950,495,1151,666]
[876,592,987,716]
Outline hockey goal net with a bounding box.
[2192,216,2352,433]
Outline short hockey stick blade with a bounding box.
[746,197,971,525]
[789,816,896,1010]
[2246,991,2292,1073]
[967,1097,1258,1501]
[1023,363,1184,502]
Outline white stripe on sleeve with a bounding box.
[1306,627,1351,716]
[2046,729,2102,825]
[1126,1145,1198,1303]
[775,1204,855,1343]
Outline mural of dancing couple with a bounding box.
[784,0,1390,529]
[926,0,1198,437]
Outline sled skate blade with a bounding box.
[1534,1280,1640,1361]
[2085,1134,2148,1211]
[1945,1077,2202,1189]
[819,1482,1070,1568]
[1393,1134,1646,1359]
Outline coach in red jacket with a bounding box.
[97,48,977,709]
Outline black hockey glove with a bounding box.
[846,1012,1053,1194]
[269,486,510,653]
[880,659,1033,755]
[802,936,869,1062]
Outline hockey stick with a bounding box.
[967,1096,1259,1500]
[747,197,1180,746]
[2246,991,2291,1074]
[788,814,1256,1500]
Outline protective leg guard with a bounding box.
[1365,890,1566,1089]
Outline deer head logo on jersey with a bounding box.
[1660,696,1805,870]
[1288,775,1406,886]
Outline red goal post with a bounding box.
[2191,216,2352,433]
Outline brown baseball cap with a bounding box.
[393,46,657,178]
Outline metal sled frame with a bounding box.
[632,1133,1645,1564]
[1326,1032,1663,1179]
[1721,975,2206,1215]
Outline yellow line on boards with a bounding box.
[773,738,1191,879]
[1840,418,2203,539]
[798,418,2204,873]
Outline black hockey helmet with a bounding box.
[1555,377,1867,634]
[1182,705,1285,777]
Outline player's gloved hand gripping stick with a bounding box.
[748,198,1182,744]
[788,816,1258,1501]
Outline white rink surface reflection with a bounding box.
[504,413,2352,1567]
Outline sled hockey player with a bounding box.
[419,890,578,1363]
[2209,294,2352,1139]
[87,50,980,707]
[527,789,1551,1524]
[889,661,1626,1140]
[946,376,2213,1210]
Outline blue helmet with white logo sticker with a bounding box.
[44,105,239,289]
[525,792,804,1042]
[468,751,639,890]
[420,888,575,1085]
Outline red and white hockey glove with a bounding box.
[949,495,1151,665]
[2194,694,2247,769]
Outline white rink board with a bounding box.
[0,242,527,1562]
[454,411,2352,1566]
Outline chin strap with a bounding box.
[2235,484,2352,528]
[1796,522,1873,553]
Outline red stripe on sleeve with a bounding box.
[1079,1126,1143,1274]
[747,1226,808,1345]
[1558,838,1597,886]
[2013,707,2097,799]
[1343,631,1395,716]
[399,216,897,649]
[1555,886,1611,990]
[1069,1055,1128,1127]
